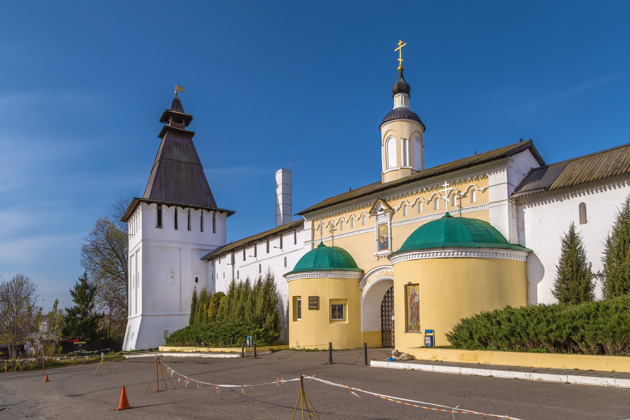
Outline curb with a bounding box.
[370,360,630,389]
[125,352,241,359]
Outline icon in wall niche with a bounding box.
[378,224,390,251]
[406,284,420,333]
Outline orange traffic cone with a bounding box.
[116,386,131,411]
[43,374,49,382]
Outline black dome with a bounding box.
[380,107,425,130]
[392,70,411,97]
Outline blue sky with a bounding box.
[1,1,629,310]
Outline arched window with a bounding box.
[452,194,457,208]
[579,202,587,224]
[413,138,422,169]
[284,256,288,267]
[339,220,343,231]
[402,204,407,216]
[386,137,397,169]
[350,218,354,228]
[470,189,476,204]
[417,201,422,213]
[362,215,366,225]
[434,198,439,210]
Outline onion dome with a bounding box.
[287,242,363,275]
[380,107,425,129]
[392,69,411,97]
[392,213,530,255]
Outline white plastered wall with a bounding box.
[516,176,630,304]
[123,202,226,350]
[488,150,541,242]
[210,224,309,341]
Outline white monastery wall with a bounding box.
[516,176,630,305]
[211,224,308,340]
[489,150,541,242]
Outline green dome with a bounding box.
[393,213,530,255]
[288,242,363,274]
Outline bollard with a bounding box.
[363,343,368,366]
[253,342,257,359]
[328,342,333,365]
[241,342,245,358]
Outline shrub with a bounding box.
[165,321,278,347]
[446,294,630,355]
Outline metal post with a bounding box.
[241,342,245,358]
[328,342,333,365]
[253,342,257,359]
[363,343,368,366]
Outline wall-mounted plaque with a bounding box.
[308,296,320,310]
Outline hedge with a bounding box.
[165,321,277,347]
[446,294,630,355]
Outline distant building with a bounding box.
[122,51,630,351]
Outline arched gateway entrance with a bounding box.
[380,286,394,347]
[360,266,394,348]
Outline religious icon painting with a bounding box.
[405,284,420,332]
[378,223,390,251]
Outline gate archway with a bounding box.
[380,286,394,347]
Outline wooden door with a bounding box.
[380,286,394,347]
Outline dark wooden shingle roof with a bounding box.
[512,143,630,199]
[202,219,304,260]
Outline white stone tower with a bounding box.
[122,91,234,351]
[380,41,425,183]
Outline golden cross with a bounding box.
[395,40,407,71]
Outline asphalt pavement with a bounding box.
[1,349,629,419]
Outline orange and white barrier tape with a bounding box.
[160,361,523,419]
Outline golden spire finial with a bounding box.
[174,85,185,98]
[394,39,407,71]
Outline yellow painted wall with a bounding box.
[380,120,424,183]
[393,257,527,348]
[312,178,490,276]
[397,347,630,373]
[288,276,362,349]
[362,331,382,348]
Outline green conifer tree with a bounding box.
[553,222,594,304]
[194,289,210,325]
[237,278,253,324]
[62,273,103,341]
[218,279,237,322]
[189,289,198,325]
[207,291,225,321]
[255,270,281,343]
[602,196,630,298]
